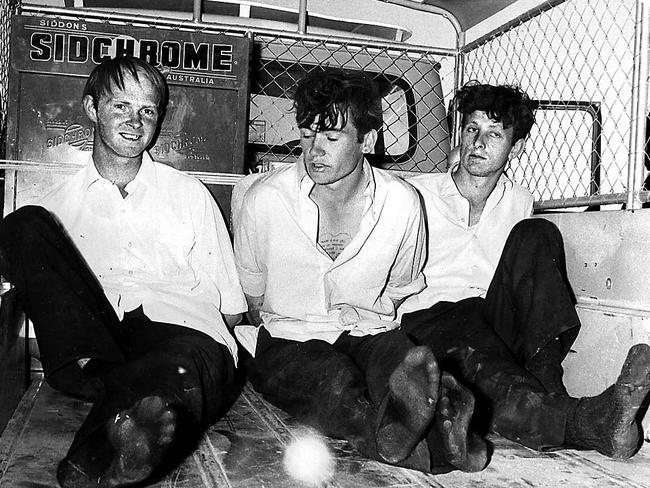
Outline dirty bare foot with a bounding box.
[567,343,650,459]
[102,396,176,486]
[376,345,440,464]
[57,396,176,488]
[435,372,488,472]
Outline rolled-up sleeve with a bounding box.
[384,193,427,301]
[233,189,267,297]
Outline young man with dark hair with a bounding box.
[400,82,650,458]
[234,68,488,474]
[0,56,247,487]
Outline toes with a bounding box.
[158,410,177,443]
[104,396,177,486]
[392,346,440,397]
[441,372,475,411]
[438,397,451,418]
[136,396,167,417]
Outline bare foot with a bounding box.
[57,396,177,488]
[102,396,177,486]
[569,343,650,459]
[376,346,440,464]
[435,372,488,472]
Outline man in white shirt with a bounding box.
[400,83,650,459]
[0,56,247,487]
[234,68,488,475]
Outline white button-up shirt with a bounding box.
[399,167,533,316]
[41,153,246,360]
[234,158,426,347]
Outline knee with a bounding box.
[510,218,562,247]
[1,205,53,238]
[327,359,363,394]
[168,334,230,373]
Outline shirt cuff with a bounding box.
[385,274,426,301]
[236,264,266,297]
[219,295,248,316]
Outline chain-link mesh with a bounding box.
[4,2,649,210]
[6,6,458,176]
[249,35,455,173]
[0,0,17,210]
[462,0,639,209]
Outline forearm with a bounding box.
[244,293,264,327]
[223,313,243,328]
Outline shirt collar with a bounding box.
[442,162,514,198]
[82,152,157,192]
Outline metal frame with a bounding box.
[19,4,456,57]
[532,100,602,211]
[11,1,649,211]
[627,0,650,209]
[7,4,457,189]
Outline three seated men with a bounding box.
[0,57,648,488]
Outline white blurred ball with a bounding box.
[283,429,335,486]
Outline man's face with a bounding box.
[84,70,160,161]
[299,113,374,186]
[459,110,522,178]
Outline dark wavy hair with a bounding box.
[455,82,536,142]
[83,55,168,113]
[293,68,382,142]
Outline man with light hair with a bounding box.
[0,56,246,487]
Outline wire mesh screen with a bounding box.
[462,0,639,209]
[249,35,456,174]
[3,5,460,182]
[5,6,458,176]
[0,0,15,159]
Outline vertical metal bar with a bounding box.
[627,0,649,209]
[193,0,202,23]
[298,0,307,34]
[452,31,465,148]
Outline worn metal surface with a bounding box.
[1,380,649,487]
[0,288,28,439]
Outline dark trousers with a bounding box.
[0,206,236,460]
[246,327,456,471]
[402,218,580,450]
